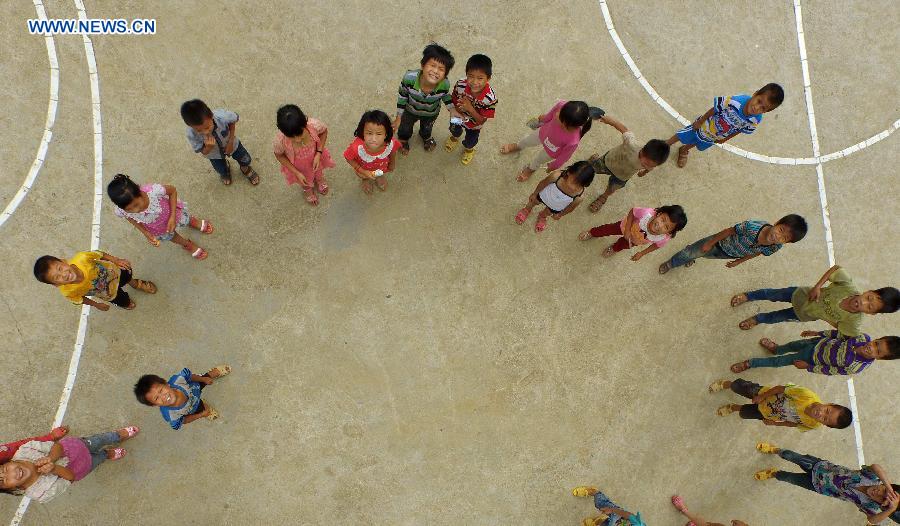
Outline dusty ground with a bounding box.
[1,0,898,524]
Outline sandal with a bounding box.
[106,447,127,460]
[205,406,220,421]
[189,217,214,234]
[602,245,615,258]
[754,468,778,481]
[658,261,672,274]
[445,136,459,152]
[716,404,736,416]
[758,337,778,353]
[676,145,689,168]
[578,230,593,241]
[572,486,598,497]
[361,180,374,195]
[534,215,548,233]
[460,148,476,165]
[130,279,157,294]
[516,167,534,182]
[207,364,232,379]
[125,299,137,310]
[671,495,689,513]
[423,137,437,152]
[708,379,729,393]
[582,516,607,526]
[684,260,694,268]
[739,316,758,330]
[514,208,531,225]
[399,141,410,156]
[118,426,140,439]
[242,166,260,185]
[304,188,319,206]
[730,360,750,373]
[756,442,780,454]
[184,242,208,260]
[318,180,329,195]
[730,293,749,307]
[588,194,607,213]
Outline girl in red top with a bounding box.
[343,110,401,195]
[0,427,68,463]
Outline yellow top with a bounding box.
[57,251,120,304]
[757,384,822,431]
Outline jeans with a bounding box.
[746,287,800,324]
[593,490,626,526]
[668,234,731,268]
[209,142,252,178]
[449,124,480,148]
[81,431,121,472]
[749,338,817,369]
[397,111,436,142]
[774,449,820,492]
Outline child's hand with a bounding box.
[146,234,160,247]
[203,134,216,148]
[636,169,649,177]
[630,252,643,262]
[34,456,51,468]
[224,141,235,155]
[551,213,561,221]
[391,116,400,131]
[94,303,110,312]
[793,360,810,369]
[367,171,378,180]
[166,215,176,233]
[200,376,214,385]
[312,152,321,171]
[884,491,900,511]
[725,259,742,268]
[807,286,821,302]
[293,169,308,186]
[800,330,820,337]
[114,257,132,271]
[37,462,55,474]
[761,418,778,426]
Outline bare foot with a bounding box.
[730,293,749,307]
[500,143,519,154]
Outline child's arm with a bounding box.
[81,297,110,311]
[597,507,632,519]
[530,173,556,198]
[99,251,131,270]
[701,227,736,252]
[599,115,628,134]
[162,185,179,233]
[225,123,236,154]
[48,463,76,481]
[387,149,397,173]
[801,330,829,338]
[394,80,409,130]
[457,98,486,126]
[808,265,841,301]
[313,129,328,170]
[714,131,740,144]
[345,158,376,180]
[725,253,760,268]
[752,385,785,403]
[274,152,308,186]
[552,198,581,220]
[762,419,799,427]
[630,243,659,262]
[190,374,213,385]
[180,403,212,426]
[692,108,715,130]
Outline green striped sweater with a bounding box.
[396,69,452,118]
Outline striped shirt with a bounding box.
[716,220,782,258]
[809,330,873,376]
[396,70,452,118]
[697,94,762,142]
[450,79,497,130]
[160,368,203,430]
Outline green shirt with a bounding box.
[792,268,862,337]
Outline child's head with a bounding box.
[747,83,784,114]
[33,255,79,285]
[808,402,852,429]
[420,43,454,85]
[561,161,595,188]
[464,54,492,93]
[637,140,670,169]
[846,287,900,315]
[650,205,688,237]
[768,214,808,244]
[856,336,900,361]
[276,104,307,138]
[354,110,394,152]
[134,374,174,406]
[863,483,900,508]
[180,99,214,134]
[0,460,33,494]
[558,101,593,137]
[107,174,147,213]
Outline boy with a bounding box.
[659,214,807,274]
[571,485,646,526]
[667,83,784,168]
[709,378,851,432]
[731,331,899,375]
[584,114,670,213]
[134,365,231,430]
[33,251,156,311]
[181,99,259,186]
[732,264,900,336]
[444,53,498,165]
[394,43,455,155]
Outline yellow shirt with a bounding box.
[57,251,120,304]
[757,384,822,431]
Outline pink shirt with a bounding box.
[621,207,671,248]
[113,183,185,237]
[538,100,583,171]
[59,437,92,481]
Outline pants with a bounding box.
[589,154,628,194]
[210,142,252,178]
[589,222,631,252]
[516,129,554,171]
[80,431,122,473]
[773,449,820,492]
[109,268,133,309]
[188,373,212,415]
[397,111,436,142]
[0,432,57,463]
[667,234,732,268]
[746,287,800,325]
[592,490,626,526]
[729,378,766,420]
[749,338,817,369]
[449,124,481,149]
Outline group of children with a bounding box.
[7,41,899,525]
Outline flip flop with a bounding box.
[730,360,750,373]
[671,495,688,513]
[318,181,329,195]
[739,316,758,330]
[572,486,598,497]
[207,364,232,379]
[730,293,749,307]
[588,194,607,213]
[534,215,548,233]
[107,447,127,460]
[676,146,689,168]
[423,137,437,152]
[758,337,778,353]
[130,279,157,294]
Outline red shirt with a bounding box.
[451,79,498,130]
[343,137,401,172]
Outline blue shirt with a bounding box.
[185,108,240,160]
[159,368,202,430]
[697,94,762,142]
[717,220,782,258]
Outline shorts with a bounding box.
[590,154,628,189]
[156,206,191,242]
[676,125,715,151]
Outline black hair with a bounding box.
[465,54,492,77]
[880,336,900,360]
[134,374,166,406]
[775,214,808,243]
[756,83,785,107]
[420,43,455,74]
[655,205,688,237]
[33,255,61,284]
[563,161,595,187]
[106,173,142,209]
[276,104,308,137]
[353,110,394,144]
[559,101,592,138]
[641,139,670,165]
[875,287,900,314]
[831,405,853,429]
[180,99,213,126]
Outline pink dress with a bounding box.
[113,183,188,238]
[273,118,335,188]
[538,99,583,171]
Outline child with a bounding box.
[659,215,807,274]
[444,53,498,165]
[344,111,401,194]
[107,174,213,260]
[572,485,646,526]
[585,114,670,213]
[667,83,784,168]
[731,265,899,336]
[670,495,749,526]
[753,443,899,525]
[1,427,68,463]
[514,161,594,233]
[34,251,156,310]
[274,104,335,206]
[181,99,259,186]
[0,425,139,503]
[580,205,687,261]
[394,43,455,154]
[730,331,899,375]
[134,365,231,430]
[708,378,851,432]
[501,100,597,182]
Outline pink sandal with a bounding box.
[318,180,329,195]
[199,219,213,234]
[107,447,127,460]
[671,496,696,525]
[303,188,319,206]
[119,426,140,439]
[534,216,548,233]
[514,207,531,225]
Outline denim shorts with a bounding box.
[676,125,715,151]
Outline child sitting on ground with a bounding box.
[394,43,455,155]
[670,495,749,526]
[0,425,139,503]
[580,205,687,261]
[134,365,231,430]
[34,251,156,311]
[514,161,594,233]
[659,215,807,274]
[274,104,335,206]
[667,83,784,168]
[708,378,851,432]
[1,427,68,463]
[572,485,646,526]
[731,265,899,336]
[444,53,498,165]
[181,99,259,186]
[584,114,670,213]
[730,331,898,375]
[344,110,401,194]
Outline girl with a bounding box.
[273,104,335,206]
[107,174,213,260]
[343,110,401,195]
[515,161,594,233]
[670,495,749,526]
[580,205,687,261]
[0,425,139,503]
[500,100,596,182]
[1,427,68,463]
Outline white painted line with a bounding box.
[596,0,898,166]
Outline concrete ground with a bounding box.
[1,0,898,524]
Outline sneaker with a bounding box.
[461,148,476,165]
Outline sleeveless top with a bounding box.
[538,177,583,213]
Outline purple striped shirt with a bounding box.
[810,330,873,375]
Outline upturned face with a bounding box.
[421,58,447,86]
[190,116,215,135]
[465,69,489,94]
[844,291,884,314]
[0,461,35,490]
[806,403,844,427]
[746,92,778,115]
[362,122,388,152]
[45,259,80,285]
[856,338,890,360]
[648,212,676,235]
[123,191,149,213]
[761,223,792,244]
[144,383,180,407]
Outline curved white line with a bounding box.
[0,0,59,229]
[597,0,899,166]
